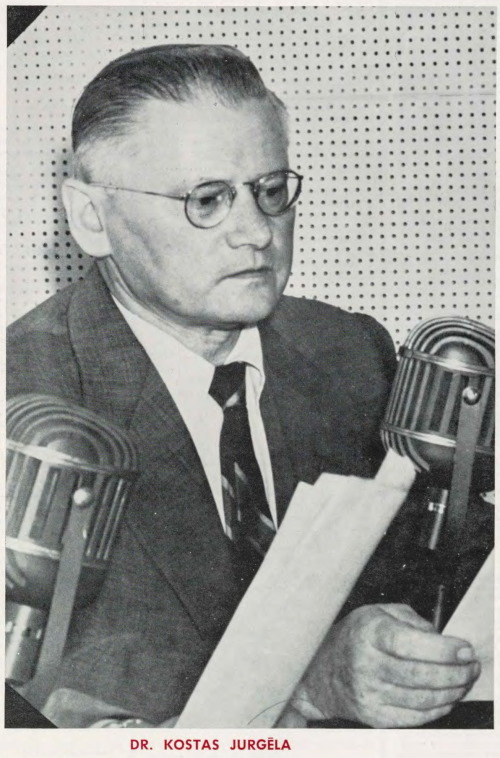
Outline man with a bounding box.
[7,44,489,728]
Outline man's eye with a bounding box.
[197,194,219,208]
[259,179,288,211]
[189,186,229,218]
[265,184,286,198]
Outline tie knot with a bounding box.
[209,362,246,409]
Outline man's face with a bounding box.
[96,95,295,331]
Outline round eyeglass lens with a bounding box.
[256,171,301,216]
[186,182,233,228]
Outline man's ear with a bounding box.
[62,179,112,258]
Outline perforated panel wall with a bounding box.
[7,6,496,344]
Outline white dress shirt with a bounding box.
[113,299,277,527]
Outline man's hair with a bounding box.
[72,44,287,181]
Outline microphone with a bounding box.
[5,394,138,708]
[381,316,494,490]
[380,316,494,627]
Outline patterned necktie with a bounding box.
[209,361,276,587]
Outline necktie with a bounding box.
[209,362,276,587]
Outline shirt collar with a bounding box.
[226,324,264,375]
[112,297,265,398]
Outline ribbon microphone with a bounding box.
[380,316,494,626]
[5,394,138,710]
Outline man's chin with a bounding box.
[208,299,281,330]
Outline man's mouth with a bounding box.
[226,266,273,279]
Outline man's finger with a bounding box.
[375,616,476,664]
[380,603,435,631]
[377,681,469,711]
[379,656,480,690]
[371,703,455,729]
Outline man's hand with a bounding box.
[299,603,480,728]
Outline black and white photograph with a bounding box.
[4,4,496,754]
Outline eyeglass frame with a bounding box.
[84,169,303,229]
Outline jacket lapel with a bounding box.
[125,369,241,637]
[68,267,240,638]
[260,314,362,524]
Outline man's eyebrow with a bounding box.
[171,175,220,188]
[195,176,222,184]
[190,168,291,186]
[172,166,291,192]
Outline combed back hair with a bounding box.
[72,44,288,181]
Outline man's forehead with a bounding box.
[112,95,288,183]
[135,94,284,135]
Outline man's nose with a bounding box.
[225,187,273,250]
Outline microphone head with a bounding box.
[381,317,494,490]
[6,394,138,610]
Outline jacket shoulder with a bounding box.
[7,284,83,400]
[262,295,397,480]
[268,295,396,374]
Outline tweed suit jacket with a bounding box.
[7,265,492,726]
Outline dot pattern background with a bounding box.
[7,6,496,344]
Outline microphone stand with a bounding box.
[421,383,489,631]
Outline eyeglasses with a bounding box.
[87,169,302,229]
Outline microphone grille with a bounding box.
[7,394,139,569]
[7,393,138,470]
[381,317,494,487]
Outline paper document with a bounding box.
[176,450,416,728]
[443,550,494,701]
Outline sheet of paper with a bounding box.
[443,550,494,701]
[176,450,416,728]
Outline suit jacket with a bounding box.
[7,266,492,726]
